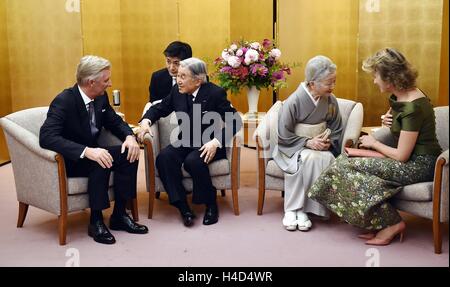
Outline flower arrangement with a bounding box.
[213,39,291,94]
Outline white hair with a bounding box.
[305,55,337,83]
[76,55,111,86]
[180,57,208,83]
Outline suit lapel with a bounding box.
[194,83,210,107]
[73,84,95,139]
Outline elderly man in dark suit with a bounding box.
[40,55,148,245]
[149,41,192,103]
[138,57,242,227]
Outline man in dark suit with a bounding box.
[138,57,242,227]
[149,41,192,103]
[40,55,148,245]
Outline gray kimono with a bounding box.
[273,83,343,216]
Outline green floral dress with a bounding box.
[308,96,442,230]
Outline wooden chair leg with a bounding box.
[58,214,67,246]
[257,186,265,215]
[231,185,239,215]
[433,218,442,254]
[130,198,139,222]
[17,202,29,228]
[220,189,226,197]
[148,190,155,219]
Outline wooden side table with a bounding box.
[361,126,382,136]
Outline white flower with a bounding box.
[269,48,281,60]
[250,42,261,50]
[221,49,230,61]
[227,56,241,68]
[244,48,259,65]
[236,49,243,57]
[230,44,238,51]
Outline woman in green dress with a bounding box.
[308,48,442,246]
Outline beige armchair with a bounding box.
[0,107,138,245]
[254,98,364,215]
[373,106,449,254]
[141,104,242,219]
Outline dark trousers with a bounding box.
[65,146,138,211]
[156,145,226,206]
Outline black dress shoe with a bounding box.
[88,221,116,244]
[110,214,149,234]
[181,211,196,227]
[203,206,219,225]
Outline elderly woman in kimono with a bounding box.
[273,55,343,231]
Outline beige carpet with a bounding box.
[0,148,448,267]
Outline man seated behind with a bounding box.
[149,41,192,103]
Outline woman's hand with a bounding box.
[306,135,331,151]
[359,135,378,149]
[381,108,393,127]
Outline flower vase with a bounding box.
[246,86,260,119]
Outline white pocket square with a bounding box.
[102,109,106,112]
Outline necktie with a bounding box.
[88,101,99,136]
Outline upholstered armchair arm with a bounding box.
[3,125,65,215]
[340,102,363,153]
[0,118,57,162]
[434,149,449,223]
[372,126,398,148]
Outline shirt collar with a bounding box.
[191,87,200,100]
[78,85,94,106]
[301,82,319,106]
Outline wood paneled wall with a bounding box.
[358,0,446,125]
[0,0,11,164]
[278,0,359,102]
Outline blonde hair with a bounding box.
[76,55,111,86]
[362,48,417,91]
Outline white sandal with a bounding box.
[296,210,312,231]
[283,211,297,231]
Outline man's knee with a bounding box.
[156,147,177,168]
[183,153,205,172]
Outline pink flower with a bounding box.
[272,71,285,81]
[244,49,259,65]
[227,56,241,68]
[262,39,272,49]
[269,48,281,60]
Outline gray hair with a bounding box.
[76,55,111,86]
[180,57,208,83]
[305,55,337,83]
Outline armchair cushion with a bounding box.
[395,182,433,201]
[68,175,114,196]
[266,160,284,178]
